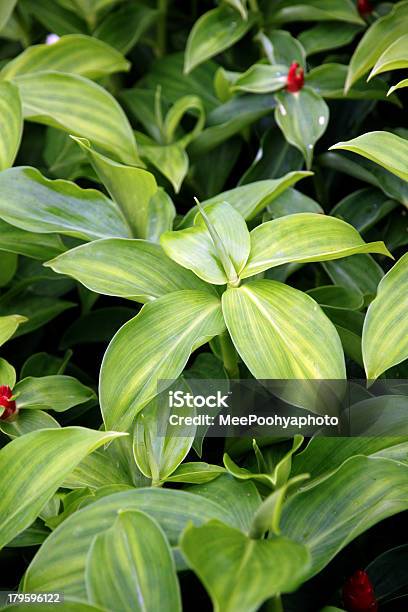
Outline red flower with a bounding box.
[0,385,17,420]
[286,62,304,93]
[358,0,373,17]
[343,570,378,612]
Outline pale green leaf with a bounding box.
[138,135,189,194]
[1,34,129,80]
[0,357,16,387]
[275,88,329,169]
[4,601,102,612]
[241,213,391,278]
[0,219,66,260]
[180,520,310,612]
[164,462,225,484]
[14,375,95,412]
[184,6,255,73]
[0,427,125,548]
[369,33,408,80]
[45,238,212,302]
[0,81,22,170]
[100,290,225,432]
[0,314,27,347]
[269,0,364,25]
[0,410,60,439]
[330,131,408,182]
[388,79,408,95]
[362,252,408,380]
[232,64,287,94]
[14,71,139,164]
[222,280,346,378]
[86,511,181,612]
[0,166,131,240]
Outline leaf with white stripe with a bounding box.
[222,280,345,378]
[0,81,22,170]
[241,213,392,278]
[362,252,408,380]
[369,34,408,80]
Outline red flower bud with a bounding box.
[358,0,373,17]
[286,62,304,93]
[0,385,17,420]
[342,570,378,612]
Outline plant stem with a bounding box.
[219,332,239,378]
[157,0,167,57]
[265,595,284,612]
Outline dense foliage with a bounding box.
[0,0,407,611]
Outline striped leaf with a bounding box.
[1,34,129,80]
[241,213,391,278]
[0,81,22,170]
[181,521,310,612]
[0,314,27,347]
[0,219,66,260]
[24,480,261,596]
[330,131,408,182]
[232,64,288,94]
[14,375,95,412]
[161,201,250,285]
[46,239,212,302]
[222,280,346,378]
[85,511,181,612]
[346,1,408,91]
[362,252,408,380]
[14,71,139,164]
[0,410,60,439]
[0,167,131,240]
[100,290,225,432]
[369,33,408,80]
[0,427,125,549]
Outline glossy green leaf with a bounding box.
[1,35,129,80]
[298,23,361,56]
[184,6,255,73]
[0,409,60,438]
[0,252,17,287]
[0,427,125,548]
[307,286,363,310]
[86,510,181,612]
[275,88,329,169]
[222,280,346,378]
[46,239,211,302]
[0,295,74,338]
[241,213,391,278]
[0,81,22,170]
[330,131,408,182]
[162,201,250,285]
[181,520,310,612]
[0,219,66,260]
[322,254,384,299]
[369,33,408,80]
[307,64,395,103]
[281,456,408,578]
[388,78,408,95]
[145,188,176,242]
[15,71,139,164]
[24,480,261,596]
[14,375,95,411]
[95,3,158,54]
[331,187,398,233]
[0,314,27,346]
[323,308,364,366]
[232,64,287,94]
[268,0,363,24]
[164,462,225,484]
[73,137,157,238]
[346,1,408,91]
[138,134,189,193]
[363,253,408,380]
[267,30,306,68]
[0,357,16,387]
[0,166,131,240]
[266,189,323,218]
[100,290,225,432]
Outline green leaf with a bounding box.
[184,6,255,73]
[46,239,211,302]
[346,1,408,91]
[0,252,17,287]
[322,254,384,299]
[5,601,101,611]
[275,88,329,169]
[0,166,131,240]
[145,188,176,242]
[268,0,364,24]
[72,137,157,238]
[137,134,189,193]
[14,375,95,412]
[222,280,346,378]
[388,78,408,95]
[330,131,408,182]
[366,544,408,602]
[162,201,250,285]
[95,3,158,54]
[24,480,261,596]
[0,409,60,438]
[0,0,17,30]
[362,253,408,380]
[1,34,130,80]
[180,520,310,612]
[0,295,74,338]
[180,171,312,226]
[369,33,408,80]
[0,219,66,260]
[60,308,134,348]
[298,23,361,56]
[307,286,363,310]
[164,462,225,484]
[0,357,16,387]
[281,456,408,578]
[85,510,181,612]
[232,63,287,94]
[100,290,225,432]
[331,187,398,233]
[267,30,306,68]
[22,0,87,36]
[14,71,139,164]
[0,81,22,170]
[0,427,125,548]
[0,314,27,346]
[241,213,391,278]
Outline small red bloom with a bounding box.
[286,62,304,93]
[358,0,373,17]
[342,570,378,612]
[0,385,17,420]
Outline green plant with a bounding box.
[0,1,407,611]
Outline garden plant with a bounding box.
[0,0,408,611]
